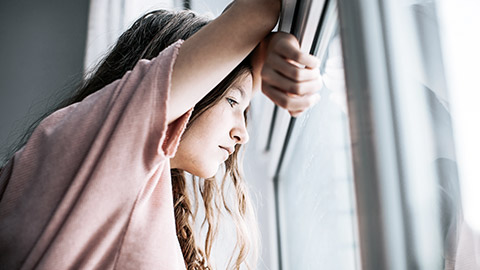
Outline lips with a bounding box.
[219,145,234,155]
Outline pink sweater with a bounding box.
[0,40,190,269]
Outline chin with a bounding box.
[188,164,219,179]
[198,169,218,179]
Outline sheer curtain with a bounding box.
[83,0,176,74]
[436,0,480,268]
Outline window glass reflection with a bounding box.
[279,25,359,270]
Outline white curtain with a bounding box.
[83,0,177,74]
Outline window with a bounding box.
[188,0,479,268]
[279,26,358,270]
[244,0,360,269]
[337,0,477,268]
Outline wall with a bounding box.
[0,0,89,159]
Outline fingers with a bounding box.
[262,82,321,115]
[262,35,322,97]
[271,33,319,69]
[289,109,307,118]
[265,53,320,83]
[260,32,324,117]
[261,67,321,96]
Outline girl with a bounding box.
[0,1,321,269]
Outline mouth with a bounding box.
[219,146,234,156]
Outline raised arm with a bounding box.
[168,0,281,124]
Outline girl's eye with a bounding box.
[227,98,238,107]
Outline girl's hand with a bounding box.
[253,32,322,117]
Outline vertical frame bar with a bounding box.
[336,0,408,269]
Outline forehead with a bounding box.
[228,73,253,99]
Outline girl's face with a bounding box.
[170,73,253,178]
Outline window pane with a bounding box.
[278,21,359,270]
[336,0,477,267]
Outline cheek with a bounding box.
[178,146,220,178]
[175,126,222,178]
[177,129,202,161]
[174,104,234,177]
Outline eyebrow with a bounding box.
[231,86,245,98]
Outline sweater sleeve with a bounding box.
[0,40,190,269]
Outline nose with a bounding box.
[230,119,249,145]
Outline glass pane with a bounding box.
[398,1,479,268]
[405,2,461,267]
[278,18,360,270]
[367,0,475,268]
[435,2,480,267]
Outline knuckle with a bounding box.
[291,51,302,62]
[260,68,268,77]
[289,83,302,95]
[261,82,272,94]
[261,82,268,93]
[308,55,319,66]
[262,83,274,95]
[279,97,289,108]
[290,68,302,81]
[261,68,272,81]
[284,33,298,44]
[293,110,304,117]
